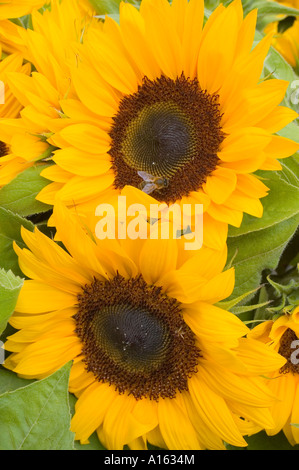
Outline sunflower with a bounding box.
[32,0,299,240]
[249,306,299,446]
[265,0,299,70]
[0,0,97,186]
[0,1,50,58]
[0,0,93,55]
[3,201,286,450]
[0,46,33,186]
[0,0,50,20]
[0,20,29,56]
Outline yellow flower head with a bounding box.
[0,0,49,20]
[250,306,299,446]
[0,0,97,186]
[4,201,286,450]
[30,0,299,234]
[265,0,299,69]
[0,46,32,186]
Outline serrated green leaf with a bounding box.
[88,0,121,13]
[0,367,34,396]
[0,165,52,217]
[0,207,34,277]
[246,430,299,450]
[262,40,299,107]
[216,286,262,311]
[245,1,299,18]
[279,157,299,188]
[88,0,139,15]
[254,265,299,321]
[0,268,23,335]
[0,362,75,450]
[227,430,299,450]
[227,167,299,300]
[10,15,33,30]
[264,47,297,87]
[267,272,299,296]
[232,300,272,315]
[228,170,299,237]
[227,215,299,300]
[278,123,299,145]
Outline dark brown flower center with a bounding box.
[109,74,224,204]
[75,274,200,400]
[0,141,9,158]
[279,328,299,375]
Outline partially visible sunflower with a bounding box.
[31,0,299,243]
[0,1,50,55]
[0,0,50,20]
[265,0,299,70]
[0,0,93,55]
[0,20,29,57]
[3,201,286,450]
[0,46,32,186]
[0,0,98,186]
[249,306,299,446]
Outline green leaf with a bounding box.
[227,216,299,300]
[88,0,121,13]
[227,169,299,300]
[231,301,272,315]
[10,15,33,30]
[246,430,299,450]
[0,207,34,277]
[0,165,52,217]
[229,170,299,237]
[0,362,75,450]
[264,46,297,85]
[227,430,299,450]
[262,39,299,107]
[216,286,262,311]
[245,1,299,18]
[278,123,299,145]
[0,269,23,336]
[0,367,34,396]
[88,0,139,15]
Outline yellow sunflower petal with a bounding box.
[59,124,111,155]
[263,135,299,159]
[204,167,237,204]
[197,0,240,94]
[71,382,117,444]
[157,395,201,450]
[290,383,299,443]
[15,280,76,314]
[256,105,299,134]
[267,373,296,436]
[184,302,249,344]
[139,237,178,285]
[188,373,247,447]
[119,2,161,80]
[140,0,183,79]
